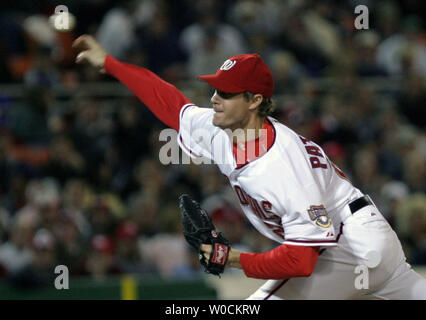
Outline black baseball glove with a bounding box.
[179,194,230,276]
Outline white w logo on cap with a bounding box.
[219,59,236,70]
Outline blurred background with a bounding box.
[0,0,424,299]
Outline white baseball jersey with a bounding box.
[177,103,426,300]
[178,104,363,247]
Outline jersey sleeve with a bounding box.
[104,55,192,131]
[240,245,319,280]
[177,104,219,161]
[280,134,337,247]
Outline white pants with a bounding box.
[248,205,426,300]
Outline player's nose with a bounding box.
[211,91,221,105]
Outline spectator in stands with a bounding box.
[136,7,188,81]
[0,221,34,277]
[53,215,87,276]
[395,194,426,265]
[114,220,157,274]
[85,234,120,279]
[353,31,388,77]
[397,72,426,129]
[96,1,137,60]
[377,16,426,77]
[139,204,193,278]
[24,47,60,88]
[7,86,52,146]
[186,26,237,78]
[87,193,124,236]
[180,3,246,74]
[44,136,85,186]
[128,193,161,238]
[7,228,57,288]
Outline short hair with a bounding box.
[243,91,275,117]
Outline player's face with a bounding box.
[210,90,253,130]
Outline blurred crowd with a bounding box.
[0,0,425,288]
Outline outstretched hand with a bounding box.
[72,35,107,73]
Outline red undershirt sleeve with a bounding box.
[239,244,320,280]
[104,55,193,131]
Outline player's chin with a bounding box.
[212,112,226,128]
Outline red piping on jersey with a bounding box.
[285,222,344,245]
[336,222,344,242]
[180,103,194,119]
[179,134,202,158]
[284,239,336,244]
[177,104,204,158]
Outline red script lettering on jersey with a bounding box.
[233,185,284,240]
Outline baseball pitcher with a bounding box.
[73,35,426,299]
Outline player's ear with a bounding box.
[248,94,263,111]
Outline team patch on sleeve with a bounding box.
[308,205,331,228]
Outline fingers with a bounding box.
[72,35,87,49]
[200,244,212,260]
[72,34,97,50]
[200,244,211,252]
[73,35,106,69]
[75,51,88,64]
[83,35,98,48]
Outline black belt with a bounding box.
[349,196,373,214]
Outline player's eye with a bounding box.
[216,90,243,99]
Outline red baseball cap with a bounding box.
[197,54,274,98]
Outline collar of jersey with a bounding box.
[232,118,276,169]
